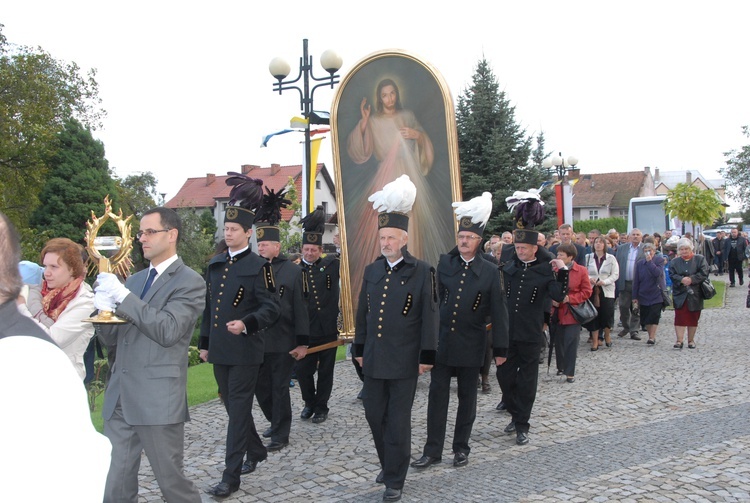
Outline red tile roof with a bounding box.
[572,171,648,208]
[165,164,325,221]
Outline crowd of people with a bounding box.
[4,186,750,503]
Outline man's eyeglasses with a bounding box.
[457,234,481,241]
[136,228,170,239]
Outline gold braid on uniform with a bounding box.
[472,292,482,312]
[262,262,276,293]
[301,269,309,298]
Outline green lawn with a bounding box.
[90,343,349,432]
[703,280,725,309]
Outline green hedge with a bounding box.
[571,217,627,235]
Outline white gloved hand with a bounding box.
[96,273,130,303]
[94,290,117,311]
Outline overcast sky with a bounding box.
[4,1,749,209]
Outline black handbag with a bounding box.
[661,288,672,309]
[569,299,598,325]
[699,278,716,300]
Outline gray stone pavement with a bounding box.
[134,275,750,502]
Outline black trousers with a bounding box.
[728,257,744,285]
[296,346,336,414]
[554,324,581,377]
[423,363,479,458]
[213,363,266,486]
[497,340,539,434]
[363,375,418,490]
[255,352,295,443]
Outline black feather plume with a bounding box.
[300,205,326,234]
[254,187,292,225]
[516,200,546,228]
[226,172,264,210]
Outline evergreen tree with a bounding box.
[30,118,118,244]
[456,59,548,233]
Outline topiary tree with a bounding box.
[663,183,724,233]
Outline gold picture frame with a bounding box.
[330,49,462,336]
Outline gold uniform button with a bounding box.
[384,286,388,290]
[382,293,387,297]
[456,296,461,299]
[378,325,382,329]
[379,309,384,313]
[377,334,382,338]
[214,323,218,327]
[378,317,383,321]
[381,301,385,306]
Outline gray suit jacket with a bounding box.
[99,258,206,425]
[615,243,645,291]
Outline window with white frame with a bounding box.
[589,210,599,220]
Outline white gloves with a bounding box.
[94,290,117,311]
[95,273,130,304]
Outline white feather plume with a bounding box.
[368,175,417,213]
[452,192,493,226]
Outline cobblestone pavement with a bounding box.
[134,276,750,502]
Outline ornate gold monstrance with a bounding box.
[82,196,134,323]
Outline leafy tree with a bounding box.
[114,172,159,271]
[456,59,548,233]
[199,208,218,240]
[279,177,302,254]
[663,183,724,230]
[720,125,750,211]
[29,118,118,244]
[175,208,215,276]
[116,172,159,220]
[0,25,104,225]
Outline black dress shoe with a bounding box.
[311,412,328,423]
[300,406,313,420]
[383,487,402,502]
[503,421,516,434]
[240,459,262,475]
[357,387,364,400]
[266,440,288,452]
[262,427,272,438]
[630,333,642,341]
[410,455,441,468]
[375,470,384,484]
[516,431,529,445]
[453,452,468,467]
[206,481,239,497]
[496,401,507,411]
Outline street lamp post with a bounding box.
[542,152,579,226]
[269,39,342,216]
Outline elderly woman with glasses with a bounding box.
[668,238,709,349]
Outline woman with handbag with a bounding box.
[668,238,709,349]
[552,243,593,383]
[632,242,666,345]
[585,236,619,351]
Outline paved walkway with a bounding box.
[135,276,750,502]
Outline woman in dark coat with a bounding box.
[632,242,666,345]
[669,238,709,349]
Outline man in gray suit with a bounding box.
[95,207,205,503]
[615,228,645,340]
